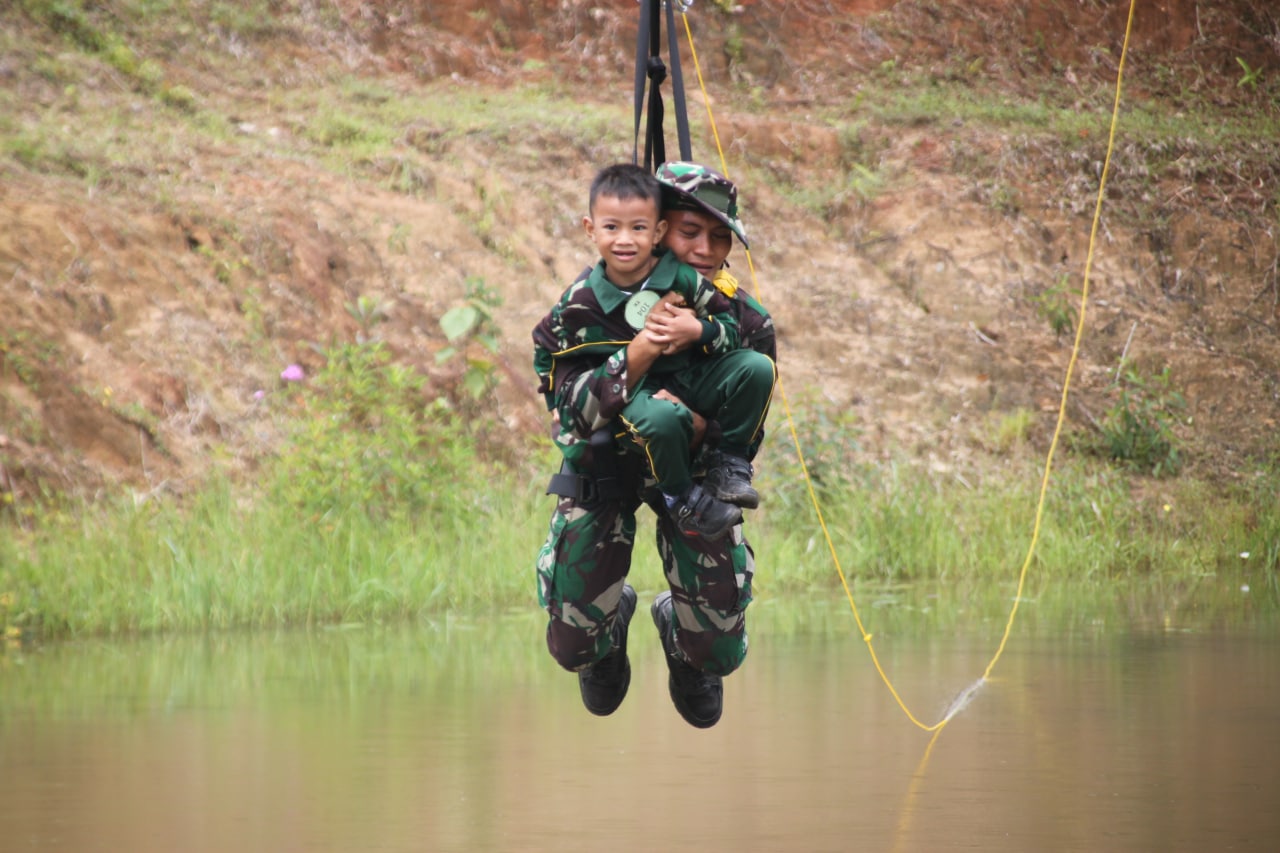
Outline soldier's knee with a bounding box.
[679,624,748,677]
[698,576,746,612]
[546,619,604,672]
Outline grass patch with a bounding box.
[750,444,1279,611]
[855,79,1280,152]
[0,471,547,638]
[819,76,1280,222]
[4,439,1277,642]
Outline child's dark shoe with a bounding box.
[667,483,742,541]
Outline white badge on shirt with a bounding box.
[624,289,662,331]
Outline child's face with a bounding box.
[661,209,734,279]
[583,194,668,287]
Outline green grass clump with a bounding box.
[0,470,545,638]
[3,441,1278,642]
[750,441,1278,624]
[1093,365,1186,477]
[0,337,548,639]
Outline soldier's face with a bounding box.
[661,209,734,279]
[583,194,668,287]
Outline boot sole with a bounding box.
[712,488,759,510]
[676,506,743,541]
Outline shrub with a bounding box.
[269,341,476,520]
[1096,365,1186,477]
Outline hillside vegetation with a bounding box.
[3,0,1280,514]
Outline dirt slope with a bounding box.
[1,0,1278,509]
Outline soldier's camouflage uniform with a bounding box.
[710,268,775,460]
[533,249,776,677]
[712,270,774,360]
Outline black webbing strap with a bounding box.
[633,0,693,172]
[545,429,625,506]
[633,0,661,169]
[546,467,596,502]
[665,0,692,164]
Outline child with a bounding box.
[533,163,775,542]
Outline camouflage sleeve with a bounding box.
[532,309,562,409]
[532,292,632,456]
[685,271,740,355]
[552,349,630,444]
[712,270,777,362]
[533,267,600,408]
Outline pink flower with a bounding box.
[280,364,305,382]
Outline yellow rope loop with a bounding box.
[679,0,1138,730]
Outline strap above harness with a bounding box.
[633,0,692,172]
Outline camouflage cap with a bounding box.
[655,161,749,249]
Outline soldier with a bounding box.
[533,162,775,729]
[656,161,775,363]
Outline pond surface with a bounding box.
[2,605,1277,852]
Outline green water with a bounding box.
[2,603,1278,852]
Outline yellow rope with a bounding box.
[680,0,1138,730]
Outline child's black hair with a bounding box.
[588,163,662,215]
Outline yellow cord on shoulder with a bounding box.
[680,0,1138,730]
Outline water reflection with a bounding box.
[2,610,1277,852]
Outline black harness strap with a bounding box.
[633,0,693,172]
[665,0,693,164]
[545,429,627,506]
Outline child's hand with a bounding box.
[644,295,701,355]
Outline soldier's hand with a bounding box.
[653,389,708,449]
[631,329,667,358]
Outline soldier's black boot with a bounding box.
[667,483,742,541]
[578,583,637,716]
[703,450,758,509]
[651,591,723,729]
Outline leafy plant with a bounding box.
[437,277,503,400]
[1033,274,1079,338]
[1236,57,1263,89]
[765,396,867,508]
[345,294,389,343]
[1096,364,1186,477]
[0,331,61,390]
[846,162,883,203]
[985,180,1020,215]
[270,341,475,520]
